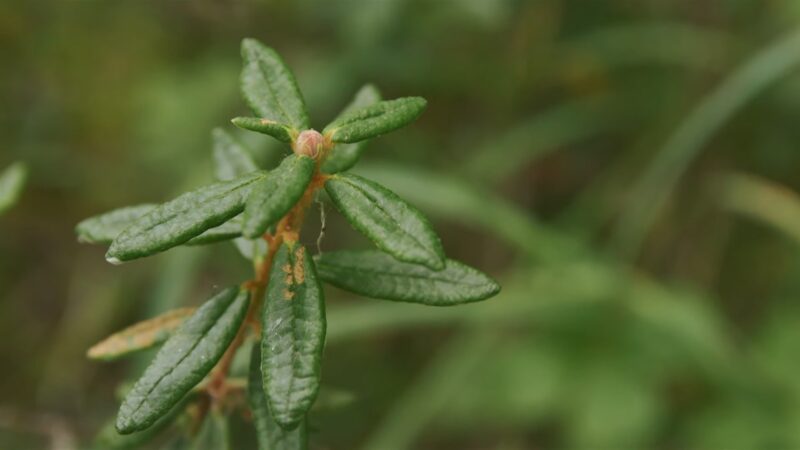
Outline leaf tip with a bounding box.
[105,254,123,266]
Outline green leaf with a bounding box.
[191,411,230,450]
[231,117,294,143]
[77,205,244,247]
[315,250,500,306]
[243,154,315,238]
[116,287,249,434]
[324,173,445,270]
[240,38,309,130]
[261,242,326,429]
[0,161,27,215]
[77,204,156,244]
[322,97,426,144]
[248,344,309,450]
[88,307,195,361]
[322,84,382,174]
[106,171,265,264]
[212,128,259,181]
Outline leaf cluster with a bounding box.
[77,38,499,449]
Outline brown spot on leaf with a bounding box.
[293,247,306,284]
[283,289,295,301]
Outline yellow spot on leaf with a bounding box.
[293,247,306,284]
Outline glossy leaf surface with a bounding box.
[116,288,249,434]
[88,307,195,361]
[322,84,382,173]
[248,344,308,450]
[324,173,445,270]
[323,97,426,143]
[240,38,309,130]
[106,171,265,263]
[212,128,259,181]
[261,243,325,429]
[243,154,314,238]
[316,250,500,305]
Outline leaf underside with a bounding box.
[240,38,309,130]
[243,154,315,238]
[88,307,196,361]
[324,173,445,270]
[232,117,293,143]
[316,250,500,305]
[248,344,308,450]
[116,287,249,434]
[323,97,426,144]
[322,84,382,174]
[261,242,326,429]
[212,127,259,181]
[106,171,265,263]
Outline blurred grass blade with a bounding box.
[212,128,259,181]
[614,28,800,258]
[191,411,230,450]
[325,173,445,270]
[0,161,27,215]
[106,171,265,263]
[718,172,800,246]
[87,307,195,361]
[240,38,309,130]
[248,344,308,450]
[363,329,497,450]
[316,250,499,305]
[459,96,624,184]
[243,154,315,238]
[322,84,382,174]
[323,97,426,143]
[261,243,325,429]
[117,288,249,434]
[231,117,294,143]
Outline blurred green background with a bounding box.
[5,0,800,448]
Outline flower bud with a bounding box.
[294,130,325,159]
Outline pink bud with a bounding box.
[294,130,325,158]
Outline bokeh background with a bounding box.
[4,0,800,448]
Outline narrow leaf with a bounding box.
[243,155,315,238]
[262,243,326,429]
[77,204,156,244]
[116,287,249,434]
[231,117,294,143]
[240,38,309,130]
[106,171,265,264]
[88,307,196,361]
[77,205,243,247]
[0,161,27,215]
[191,411,230,450]
[322,84,382,174]
[324,173,445,270]
[248,344,309,450]
[322,97,426,144]
[316,250,500,306]
[212,128,259,181]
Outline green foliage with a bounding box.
[325,173,445,270]
[116,288,249,434]
[261,242,326,429]
[240,38,309,132]
[106,172,264,263]
[316,250,500,305]
[0,161,27,215]
[76,38,498,448]
[323,97,427,143]
[248,345,308,450]
[242,154,315,238]
[322,84,382,174]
